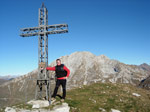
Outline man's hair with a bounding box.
[56,59,61,62]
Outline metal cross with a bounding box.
[20,3,68,104]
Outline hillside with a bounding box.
[0,75,18,85]
[66,82,150,112]
[1,82,150,112]
[0,51,150,108]
[0,79,8,85]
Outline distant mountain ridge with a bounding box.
[0,75,19,80]
[0,75,19,85]
[0,51,150,108]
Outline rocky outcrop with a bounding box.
[4,101,70,112]
[27,100,49,108]
[139,76,150,90]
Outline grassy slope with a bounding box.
[65,82,150,112]
[1,82,150,112]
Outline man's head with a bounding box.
[56,59,61,65]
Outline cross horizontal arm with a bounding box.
[20,24,68,37]
[20,30,68,37]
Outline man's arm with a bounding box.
[46,66,56,71]
[63,66,70,77]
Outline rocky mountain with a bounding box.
[61,52,149,87]
[139,63,150,72]
[0,51,149,108]
[0,75,19,80]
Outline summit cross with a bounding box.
[20,3,68,103]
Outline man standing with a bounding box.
[46,59,70,101]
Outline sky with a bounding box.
[0,0,150,76]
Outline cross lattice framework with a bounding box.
[20,3,68,103]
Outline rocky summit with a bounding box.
[0,51,150,108]
[59,52,149,88]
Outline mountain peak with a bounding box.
[98,54,109,60]
[69,51,109,60]
[70,51,96,57]
[139,63,150,72]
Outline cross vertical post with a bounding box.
[36,3,49,101]
[20,3,68,104]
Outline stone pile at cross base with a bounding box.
[5,100,70,112]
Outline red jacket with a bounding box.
[46,65,70,80]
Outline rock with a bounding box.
[111,109,121,112]
[99,107,106,112]
[5,107,16,112]
[27,100,49,108]
[89,98,96,103]
[132,93,141,97]
[51,103,70,112]
[32,104,40,109]
[4,103,70,112]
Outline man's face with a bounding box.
[56,60,61,65]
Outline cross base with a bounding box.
[35,79,51,103]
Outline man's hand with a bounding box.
[40,67,44,70]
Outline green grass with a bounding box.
[1,82,150,112]
[65,82,150,112]
[14,103,32,110]
[0,103,33,112]
[0,108,5,112]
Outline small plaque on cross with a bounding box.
[39,62,46,68]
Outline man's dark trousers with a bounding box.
[52,79,66,99]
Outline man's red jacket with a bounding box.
[46,65,70,80]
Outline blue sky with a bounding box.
[0,0,150,76]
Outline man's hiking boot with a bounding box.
[51,98,56,102]
[61,99,65,102]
